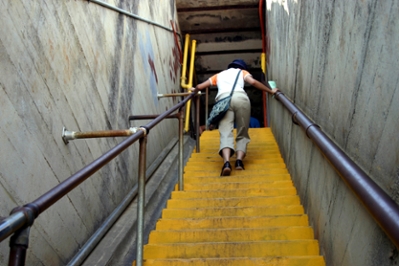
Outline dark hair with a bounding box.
[227,59,248,70]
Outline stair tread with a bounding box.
[170,188,297,199]
[184,174,292,183]
[167,195,300,208]
[143,240,320,258]
[183,180,293,190]
[155,215,310,230]
[139,256,325,266]
[185,169,289,177]
[148,226,315,243]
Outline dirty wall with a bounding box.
[267,0,399,265]
[0,0,181,265]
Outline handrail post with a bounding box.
[195,93,200,153]
[135,131,147,266]
[205,87,209,131]
[8,226,31,266]
[178,110,184,191]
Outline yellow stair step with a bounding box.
[166,195,300,208]
[148,226,315,243]
[139,256,325,266]
[185,168,289,177]
[143,240,320,259]
[183,174,292,184]
[170,187,297,199]
[185,163,286,171]
[190,151,281,158]
[187,158,285,164]
[155,215,310,230]
[183,180,293,190]
[162,205,304,218]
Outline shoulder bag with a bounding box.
[207,70,242,128]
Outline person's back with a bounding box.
[191,59,279,176]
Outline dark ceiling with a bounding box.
[176,0,264,83]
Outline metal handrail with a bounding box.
[0,91,198,265]
[87,0,178,35]
[275,91,399,249]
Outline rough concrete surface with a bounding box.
[0,0,181,265]
[266,0,399,265]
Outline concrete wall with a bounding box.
[0,0,181,265]
[266,0,399,265]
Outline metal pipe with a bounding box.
[0,213,28,243]
[158,92,201,99]
[62,127,137,144]
[129,114,180,121]
[158,93,192,98]
[178,111,184,191]
[195,94,200,153]
[8,227,31,266]
[87,0,176,34]
[205,87,209,130]
[136,135,147,266]
[183,39,197,133]
[180,34,190,89]
[0,204,37,244]
[275,91,399,249]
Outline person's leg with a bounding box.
[218,109,235,158]
[231,93,251,170]
[218,109,235,176]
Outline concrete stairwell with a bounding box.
[135,128,325,265]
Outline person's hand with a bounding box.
[271,88,280,95]
[189,87,196,92]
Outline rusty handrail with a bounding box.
[275,91,399,249]
[0,91,197,265]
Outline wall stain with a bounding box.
[148,55,158,84]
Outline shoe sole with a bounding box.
[235,166,244,170]
[221,168,231,176]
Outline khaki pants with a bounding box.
[218,92,251,157]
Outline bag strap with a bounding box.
[229,70,242,96]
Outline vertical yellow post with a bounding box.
[261,52,268,127]
[180,34,197,132]
[261,53,266,73]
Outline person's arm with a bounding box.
[244,75,279,94]
[189,79,211,92]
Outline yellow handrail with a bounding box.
[180,34,197,132]
[261,52,266,74]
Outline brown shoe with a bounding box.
[220,162,231,176]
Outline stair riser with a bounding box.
[148,227,315,243]
[155,215,310,230]
[185,169,289,177]
[167,195,300,208]
[171,188,297,199]
[183,174,292,184]
[140,257,325,266]
[183,181,293,190]
[143,241,320,259]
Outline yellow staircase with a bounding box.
[138,128,325,265]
